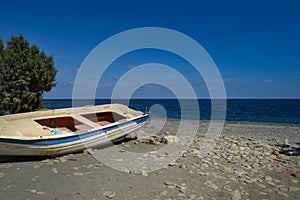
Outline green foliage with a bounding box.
[0,34,57,115]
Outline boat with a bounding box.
[0,104,148,156]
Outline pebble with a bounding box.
[51,168,58,174]
[276,190,289,197]
[160,190,168,196]
[205,181,218,190]
[179,187,187,194]
[33,164,40,169]
[291,179,298,184]
[29,189,37,193]
[265,181,275,186]
[42,159,51,163]
[103,191,116,199]
[36,191,46,195]
[164,181,174,186]
[289,186,300,192]
[31,176,39,181]
[141,171,148,176]
[265,176,272,182]
[0,172,5,179]
[201,163,209,168]
[231,190,241,200]
[59,156,67,163]
[73,172,84,176]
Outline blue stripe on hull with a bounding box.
[0,116,148,146]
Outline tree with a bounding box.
[0,34,57,115]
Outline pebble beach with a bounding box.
[0,118,299,200]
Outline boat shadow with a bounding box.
[0,137,135,163]
[0,155,59,163]
[279,143,300,156]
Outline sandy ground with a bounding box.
[0,118,299,200]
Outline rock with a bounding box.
[205,181,218,190]
[291,179,298,184]
[279,187,288,192]
[33,164,40,169]
[201,163,209,168]
[59,156,67,163]
[103,191,116,199]
[141,171,148,176]
[160,190,168,196]
[276,190,288,197]
[289,186,300,192]
[157,153,167,157]
[31,176,39,181]
[164,181,174,186]
[179,187,187,194]
[36,191,46,195]
[129,169,140,174]
[161,135,180,144]
[231,190,242,200]
[212,173,226,179]
[168,162,176,166]
[284,139,289,146]
[73,172,84,176]
[0,172,5,179]
[266,181,275,186]
[29,189,37,193]
[136,135,160,144]
[51,168,58,174]
[265,176,272,182]
[42,159,51,163]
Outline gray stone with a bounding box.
[42,159,51,163]
[0,172,4,179]
[276,190,288,197]
[73,172,84,176]
[289,186,300,192]
[103,191,116,199]
[265,176,272,182]
[164,181,174,186]
[51,168,58,174]
[266,181,275,186]
[179,187,187,194]
[161,135,180,144]
[33,164,40,169]
[201,163,209,168]
[29,189,37,193]
[231,190,242,200]
[36,191,46,195]
[205,181,218,190]
[31,176,39,181]
[141,171,148,176]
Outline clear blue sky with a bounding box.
[0,0,299,99]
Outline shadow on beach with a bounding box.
[0,155,55,163]
[0,137,136,164]
[279,144,300,156]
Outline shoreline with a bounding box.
[0,119,299,199]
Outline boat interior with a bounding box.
[34,111,127,135]
[80,112,127,126]
[0,104,145,138]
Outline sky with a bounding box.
[0,0,299,99]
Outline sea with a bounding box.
[42,99,300,124]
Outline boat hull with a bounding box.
[0,115,148,156]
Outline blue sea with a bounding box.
[42,99,300,124]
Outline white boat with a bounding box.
[0,104,148,156]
